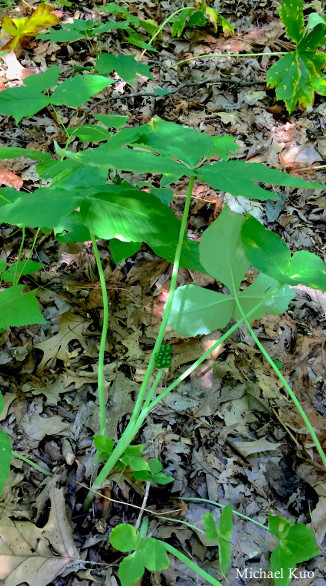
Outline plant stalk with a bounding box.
[140,7,193,58]
[242,310,326,469]
[90,233,109,437]
[83,285,283,510]
[12,451,52,476]
[159,541,224,586]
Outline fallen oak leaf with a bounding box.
[0,486,84,586]
[0,165,23,189]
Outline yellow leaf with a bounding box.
[0,4,59,54]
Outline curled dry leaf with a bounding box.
[0,4,59,54]
[0,166,23,189]
[0,486,84,586]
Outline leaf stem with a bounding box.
[171,51,287,68]
[179,497,267,530]
[13,228,25,286]
[239,307,326,469]
[90,233,109,437]
[159,541,224,586]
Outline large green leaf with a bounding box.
[288,250,326,290]
[0,147,50,162]
[95,53,154,85]
[0,187,86,228]
[0,86,49,124]
[0,66,59,123]
[132,118,216,168]
[81,189,180,248]
[0,286,46,329]
[168,284,234,336]
[241,215,291,282]
[54,211,91,243]
[234,274,295,320]
[109,239,142,263]
[36,160,108,189]
[63,143,189,181]
[51,75,115,107]
[199,205,249,293]
[197,160,325,200]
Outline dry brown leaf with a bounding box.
[0,486,83,586]
[0,166,23,189]
[34,311,90,370]
[228,438,281,458]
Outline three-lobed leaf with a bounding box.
[268,515,319,586]
[266,0,326,113]
[95,53,154,85]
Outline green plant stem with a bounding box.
[171,51,287,68]
[83,176,195,509]
[179,497,267,530]
[140,7,192,58]
[83,285,282,511]
[13,228,25,286]
[15,228,40,284]
[239,307,326,470]
[142,369,163,410]
[159,541,223,586]
[12,451,52,476]
[90,233,109,437]
[123,174,195,429]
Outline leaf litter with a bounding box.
[0,0,325,584]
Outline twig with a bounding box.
[88,76,264,111]
[135,481,151,531]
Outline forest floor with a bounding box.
[0,0,326,585]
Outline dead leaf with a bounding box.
[0,4,59,54]
[21,412,69,442]
[311,497,326,544]
[34,311,90,370]
[228,438,281,458]
[0,166,23,189]
[0,486,84,586]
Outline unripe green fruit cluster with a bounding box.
[154,344,172,368]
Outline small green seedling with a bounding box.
[268,515,319,586]
[170,0,234,37]
[202,507,233,578]
[267,0,326,113]
[93,436,173,485]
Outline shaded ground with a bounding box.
[0,0,325,585]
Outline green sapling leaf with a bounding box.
[93,435,114,454]
[0,260,7,272]
[2,260,43,277]
[51,75,115,107]
[0,286,46,329]
[66,125,112,142]
[0,147,50,162]
[170,8,196,37]
[95,54,154,85]
[268,515,319,586]
[110,524,142,552]
[128,456,149,472]
[197,160,325,200]
[199,205,249,293]
[94,114,129,128]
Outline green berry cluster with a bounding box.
[154,344,172,369]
